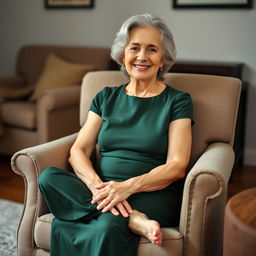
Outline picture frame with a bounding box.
[173,0,253,9]
[45,0,94,9]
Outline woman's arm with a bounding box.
[92,118,192,212]
[127,118,192,192]
[69,111,103,192]
[69,111,132,217]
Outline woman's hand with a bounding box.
[91,181,133,217]
[88,185,122,217]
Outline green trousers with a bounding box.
[38,167,183,256]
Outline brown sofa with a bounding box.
[12,71,242,256]
[0,45,115,155]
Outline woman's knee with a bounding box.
[38,167,59,189]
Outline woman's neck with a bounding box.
[125,79,166,98]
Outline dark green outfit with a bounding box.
[39,84,193,256]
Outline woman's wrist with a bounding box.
[84,177,103,194]
[123,177,140,196]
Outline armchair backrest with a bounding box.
[80,71,241,166]
[16,45,112,85]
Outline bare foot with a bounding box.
[128,210,162,246]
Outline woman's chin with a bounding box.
[129,72,155,82]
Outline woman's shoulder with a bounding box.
[166,84,194,122]
[166,84,192,100]
[90,84,125,114]
[94,84,124,100]
[99,84,124,95]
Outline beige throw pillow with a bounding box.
[30,53,95,100]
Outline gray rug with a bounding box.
[0,199,23,256]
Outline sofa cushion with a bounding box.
[35,213,53,251]
[1,101,36,129]
[35,213,183,255]
[30,53,95,101]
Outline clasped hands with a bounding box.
[91,181,133,218]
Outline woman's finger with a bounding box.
[95,198,119,216]
[110,207,120,216]
[94,183,107,190]
[122,200,133,214]
[102,200,131,218]
[96,196,112,210]
[91,191,108,204]
[115,203,129,217]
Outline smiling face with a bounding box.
[122,26,164,83]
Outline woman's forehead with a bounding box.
[128,26,162,46]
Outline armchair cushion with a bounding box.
[0,76,26,88]
[34,213,183,255]
[34,213,52,251]
[30,53,95,101]
[0,83,32,101]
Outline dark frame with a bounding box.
[45,0,94,9]
[173,0,253,9]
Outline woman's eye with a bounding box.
[148,48,157,53]
[130,47,138,52]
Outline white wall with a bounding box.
[0,0,256,165]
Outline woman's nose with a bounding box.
[137,49,147,60]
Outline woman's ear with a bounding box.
[120,54,125,65]
[160,57,164,68]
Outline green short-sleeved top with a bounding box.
[89,84,193,182]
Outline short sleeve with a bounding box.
[171,92,193,122]
[89,87,108,117]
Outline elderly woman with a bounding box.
[38,13,193,256]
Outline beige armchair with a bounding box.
[0,45,113,155]
[11,71,241,256]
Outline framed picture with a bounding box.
[173,0,253,9]
[45,0,94,9]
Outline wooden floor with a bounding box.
[0,155,255,204]
[0,156,24,203]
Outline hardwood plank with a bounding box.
[0,156,24,203]
[228,165,256,199]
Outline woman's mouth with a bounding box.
[133,64,151,71]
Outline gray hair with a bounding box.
[111,13,177,81]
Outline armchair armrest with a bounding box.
[0,75,26,87]
[37,85,81,144]
[37,84,81,110]
[180,142,235,256]
[11,133,77,256]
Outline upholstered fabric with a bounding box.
[179,142,234,256]
[80,71,240,167]
[0,45,114,155]
[1,101,36,129]
[0,77,33,135]
[11,71,241,256]
[35,214,52,251]
[34,213,183,255]
[16,45,113,85]
[0,76,26,89]
[0,84,33,101]
[30,53,95,100]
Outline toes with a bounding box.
[154,237,162,246]
[155,240,161,246]
[152,237,161,246]
[151,230,162,246]
[150,231,162,246]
